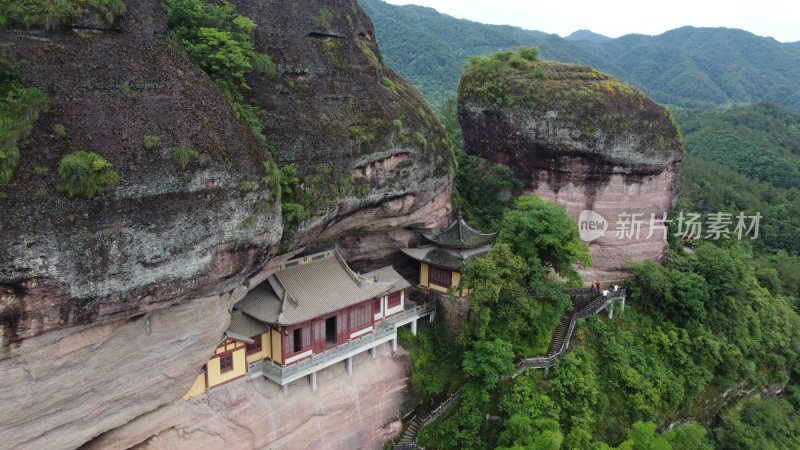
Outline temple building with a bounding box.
[401,214,497,296]
[185,248,434,398]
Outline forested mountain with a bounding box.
[565,29,611,43]
[789,42,800,48]
[359,0,800,110]
[677,102,800,189]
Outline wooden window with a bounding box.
[246,336,262,355]
[220,354,233,373]
[350,304,372,330]
[429,266,452,287]
[387,291,402,308]
[374,299,381,313]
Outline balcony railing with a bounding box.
[249,300,435,385]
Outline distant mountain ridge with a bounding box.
[565,29,611,43]
[360,0,800,111]
[789,42,800,48]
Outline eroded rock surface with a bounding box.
[87,344,409,450]
[233,0,453,265]
[459,60,683,279]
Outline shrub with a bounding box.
[0,57,48,185]
[170,146,205,171]
[282,202,307,228]
[252,53,276,76]
[52,123,67,137]
[118,81,131,94]
[313,8,333,31]
[57,150,120,198]
[381,76,398,95]
[163,0,268,144]
[355,183,370,198]
[413,131,427,147]
[392,119,403,132]
[348,125,375,146]
[33,166,49,176]
[357,39,379,66]
[143,134,159,151]
[238,180,255,192]
[241,214,255,228]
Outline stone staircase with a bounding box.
[393,388,462,450]
[391,289,626,448]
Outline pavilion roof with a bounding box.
[422,214,497,249]
[400,244,491,270]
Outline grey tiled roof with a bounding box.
[227,309,270,339]
[401,244,492,270]
[237,285,282,324]
[423,215,497,249]
[234,251,410,326]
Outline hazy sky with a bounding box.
[383,0,800,42]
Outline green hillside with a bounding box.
[677,102,800,189]
[360,0,800,110]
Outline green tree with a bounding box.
[616,421,671,450]
[462,338,514,390]
[499,195,590,287]
[549,351,600,429]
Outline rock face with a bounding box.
[232,0,453,265]
[459,59,683,279]
[0,1,451,448]
[86,343,409,450]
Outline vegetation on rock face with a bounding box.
[313,8,333,31]
[0,0,127,29]
[0,56,48,186]
[170,146,205,172]
[163,0,275,145]
[56,151,120,198]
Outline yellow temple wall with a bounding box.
[271,329,283,364]
[245,332,271,364]
[420,262,429,286]
[183,373,206,400]
[207,348,247,388]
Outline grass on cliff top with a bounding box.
[459,47,682,157]
[460,46,638,109]
[0,0,127,29]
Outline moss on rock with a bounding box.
[459,48,683,161]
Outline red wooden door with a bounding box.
[312,319,326,353]
[337,310,349,344]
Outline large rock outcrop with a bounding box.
[0,1,451,448]
[232,0,453,267]
[459,57,683,279]
[85,343,409,450]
